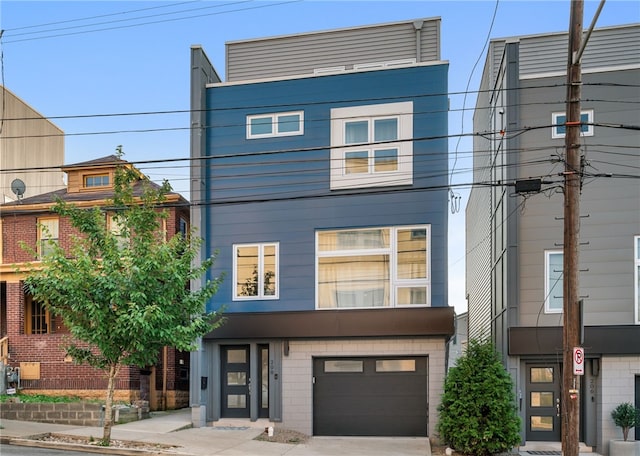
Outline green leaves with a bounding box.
[23,148,223,393]
[437,339,521,455]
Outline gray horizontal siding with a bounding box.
[519,24,640,77]
[226,18,440,82]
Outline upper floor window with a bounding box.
[545,250,563,313]
[552,109,594,139]
[84,173,110,188]
[635,236,639,324]
[246,111,304,139]
[316,225,429,309]
[233,243,279,300]
[37,217,59,258]
[107,214,129,249]
[330,102,413,190]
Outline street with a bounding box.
[0,444,105,456]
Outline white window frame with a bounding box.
[315,225,430,309]
[37,217,59,258]
[233,242,279,300]
[246,111,304,139]
[635,236,639,324]
[330,101,413,190]
[551,109,594,139]
[545,250,564,313]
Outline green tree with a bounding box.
[437,339,521,456]
[24,152,223,445]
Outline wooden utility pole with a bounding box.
[563,1,583,456]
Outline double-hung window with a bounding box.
[545,251,563,313]
[37,217,59,258]
[316,226,429,309]
[330,102,413,189]
[552,109,594,139]
[233,243,279,300]
[246,111,304,139]
[635,236,640,323]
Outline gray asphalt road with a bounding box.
[0,444,105,456]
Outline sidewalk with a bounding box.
[0,408,432,455]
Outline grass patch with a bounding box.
[0,393,90,403]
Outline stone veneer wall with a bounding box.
[598,355,640,455]
[280,337,447,437]
[0,402,104,426]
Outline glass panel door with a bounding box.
[221,345,250,418]
[526,364,561,441]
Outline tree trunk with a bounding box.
[102,363,120,445]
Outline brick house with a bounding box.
[0,155,192,410]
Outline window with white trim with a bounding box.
[635,236,639,324]
[246,111,304,139]
[552,109,594,139]
[330,102,413,189]
[233,243,279,300]
[545,251,563,313]
[316,225,429,309]
[37,217,59,258]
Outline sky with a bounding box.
[1,0,638,314]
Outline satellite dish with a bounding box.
[11,179,26,200]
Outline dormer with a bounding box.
[62,155,137,194]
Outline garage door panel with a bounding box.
[313,356,428,437]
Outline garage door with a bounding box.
[313,356,428,436]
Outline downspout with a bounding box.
[162,346,168,410]
[413,20,424,62]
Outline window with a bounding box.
[246,111,304,139]
[37,217,59,258]
[84,173,110,188]
[545,251,563,313]
[635,237,640,323]
[107,214,129,249]
[330,102,413,189]
[552,109,594,139]
[24,293,51,334]
[233,243,279,300]
[316,225,429,309]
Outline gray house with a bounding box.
[466,24,640,453]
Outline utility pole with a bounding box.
[562,1,583,456]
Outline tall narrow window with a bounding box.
[635,236,639,324]
[233,243,279,300]
[37,217,59,258]
[24,293,51,334]
[107,214,129,249]
[545,251,563,313]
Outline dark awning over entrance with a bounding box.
[204,307,455,340]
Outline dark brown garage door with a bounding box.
[313,356,428,436]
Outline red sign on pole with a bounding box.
[573,347,584,375]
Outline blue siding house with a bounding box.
[189,18,454,437]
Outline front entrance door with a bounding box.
[526,364,562,441]
[221,345,250,418]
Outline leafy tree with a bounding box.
[437,339,521,456]
[24,152,223,445]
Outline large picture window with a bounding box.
[233,243,279,300]
[330,102,413,189]
[316,226,429,309]
[545,251,563,313]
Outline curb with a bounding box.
[4,433,188,456]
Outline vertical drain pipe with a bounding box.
[413,20,424,63]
